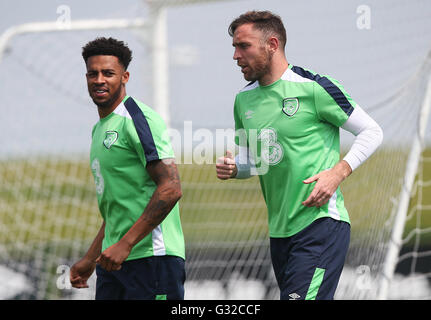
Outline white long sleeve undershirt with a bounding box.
[341,105,383,171]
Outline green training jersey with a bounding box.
[90,95,185,260]
[234,64,356,237]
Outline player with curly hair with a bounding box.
[70,37,185,300]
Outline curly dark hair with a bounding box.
[82,37,133,70]
[228,11,287,50]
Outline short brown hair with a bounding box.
[228,11,287,50]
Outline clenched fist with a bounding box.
[215,150,237,180]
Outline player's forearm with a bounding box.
[332,160,352,183]
[341,105,383,171]
[120,183,182,250]
[234,146,254,179]
[83,221,105,262]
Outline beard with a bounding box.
[90,84,122,109]
[244,48,273,82]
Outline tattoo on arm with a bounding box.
[143,159,182,228]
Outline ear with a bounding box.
[267,36,279,53]
[122,71,130,85]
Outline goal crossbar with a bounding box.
[0,18,149,64]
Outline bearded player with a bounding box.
[216,11,383,300]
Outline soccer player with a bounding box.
[216,11,383,300]
[69,37,185,300]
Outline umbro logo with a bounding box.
[288,293,301,300]
[245,110,254,119]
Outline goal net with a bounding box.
[0,0,430,300]
[334,52,431,300]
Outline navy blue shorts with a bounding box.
[270,217,350,300]
[95,255,185,300]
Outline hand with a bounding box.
[70,258,96,289]
[216,150,237,180]
[95,240,132,272]
[302,161,352,208]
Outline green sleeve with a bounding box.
[234,94,248,147]
[313,75,357,127]
[126,105,175,165]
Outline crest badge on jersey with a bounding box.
[282,98,299,117]
[103,131,118,149]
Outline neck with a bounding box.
[258,56,289,87]
[97,91,126,119]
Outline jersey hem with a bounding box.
[125,250,186,261]
[268,215,350,238]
